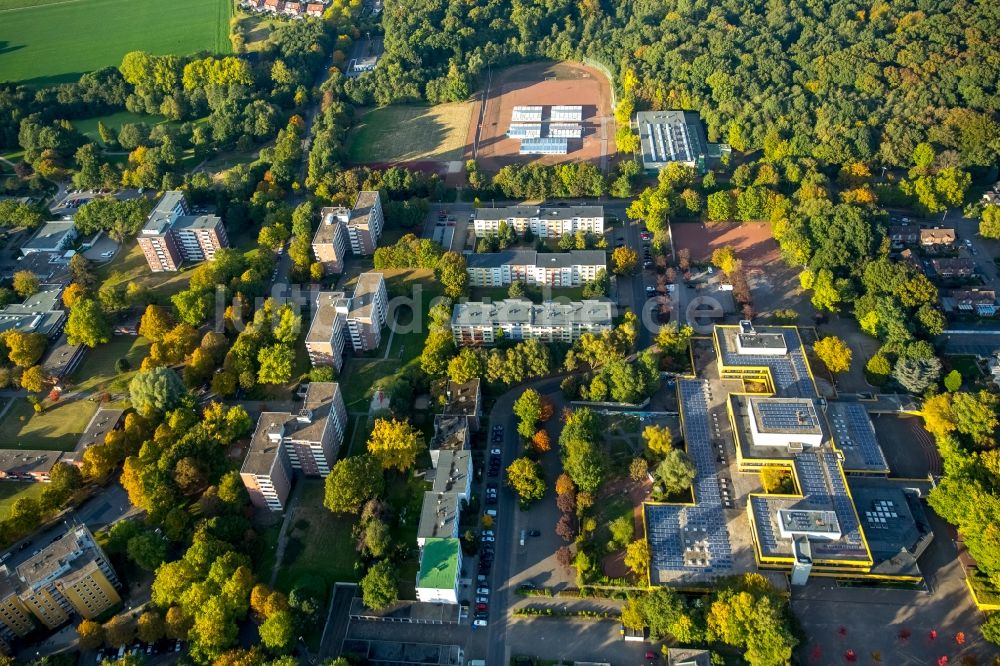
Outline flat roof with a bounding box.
[750,397,822,435]
[242,412,292,476]
[0,449,63,476]
[431,450,471,494]
[418,492,461,540]
[0,284,65,336]
[306,291,348,344]
[635,110,707,167]
[171,214,222,232]
[416,538,460,590]
[474,205,604,221]
[15,525,101,586]
[466,249,605,269]
[22,221,75,251]
[349,191,380,230]
[349,272,383,322]
[313,206,348,245]
[75,408,124,452]
[778,508,841,535]
[444,379,480,417]
[431,415,469,452]
[826,402,889,473]
[451,298,614,329]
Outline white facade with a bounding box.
[473,207,604,239]
[466,256,604,288]
[452,299,613,346]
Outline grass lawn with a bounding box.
[0,396,98,451]
[347,103,474,164]
[275,480,359,592]
[0,0,231,86]
[68,336,151,395]
[71,112,168,145]
[469,285,587,303]
[338,268,442,409]
[252,521,282,580]
[385,471,429,600]
[97,243,192,303]
[0,482,46,520]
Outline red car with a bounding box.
[476,603,488,611]
[645,652,657,660]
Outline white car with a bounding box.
[476,586,490,595]
[485,508,497,518]
[481,535,495,542]
[101,251,114,258]
[473,619,488,627]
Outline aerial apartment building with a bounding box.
[451,298,613,346]
[345,272,388,352]
[305,291,347,371]
[312,191,384,275]
[0,525,120,643]
[465,249,605,288]
[137,191,229,272]
[304,273,388,369]
[473,205,604,239]
[241,382,348,508]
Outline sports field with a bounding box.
[0,0,231,86]
[347,103,474,165]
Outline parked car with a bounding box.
[528,529,541,537]
[476,603,488,611]
[476,595,489,604]
[476,586,490,595]
[473,619,488,627]
[481,535,495,542]
[485,508,498,517]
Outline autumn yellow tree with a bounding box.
[711,246,741,275]
[624,539,651,578]
[813,335,853,374]
[367,418,424,471]
[642,424,673,456]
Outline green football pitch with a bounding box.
[0,0,232,86]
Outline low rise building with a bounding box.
[636,110,717,173]
[415,538,462,605]
[451,298,613,346]
[931,258,976,279]
[944,289,997,316]
[466,250,605,287]
[0,285,66,337]
[0,450,65,482]
[137,191,228,272]
[0,525,120,641]
[888,225,919,248]
[919,228,956,252]
[473,206,604,239]
[429,415,469,469]
[442,378,481,431]
[20,221,77,256]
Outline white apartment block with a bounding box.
[466,250,605,288]
[473,205,604,239]
[451,298,614,346]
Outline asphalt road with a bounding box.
[467,376,567,666]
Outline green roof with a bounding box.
[417,538,460,590]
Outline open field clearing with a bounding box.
[348,103,473,164]
[0,0,231,86]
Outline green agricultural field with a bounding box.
[0,0,231,86]
[347,103,473,164]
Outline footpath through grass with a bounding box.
[0,0,231,85]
